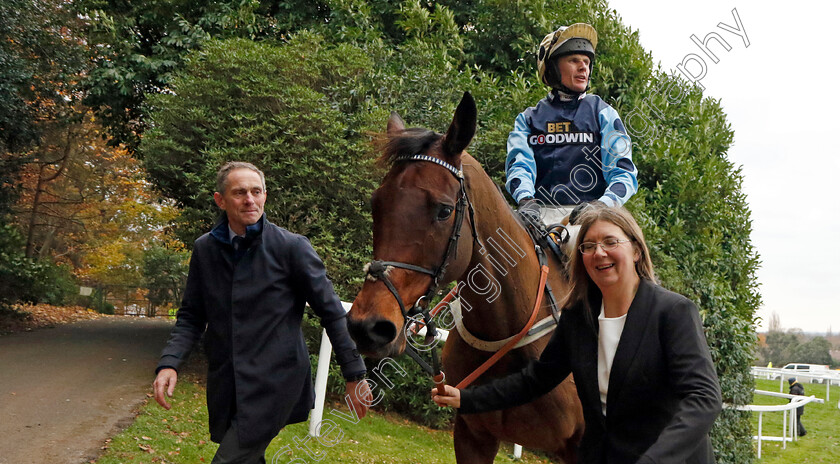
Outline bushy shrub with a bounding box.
[88,287,115,315]
[142,244,190,308]
[0,224,76,307]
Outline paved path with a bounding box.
[0,317,174,464]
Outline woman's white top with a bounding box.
[598,303,628,416]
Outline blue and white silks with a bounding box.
[505,91,638,207]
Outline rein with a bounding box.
[455,247,550,389]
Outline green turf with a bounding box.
[94,377,552,464]
[749,378,840,463]
[96,376,840,463]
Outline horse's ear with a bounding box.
[387,112,406,135]
[442,92,476,162]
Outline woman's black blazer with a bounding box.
[460,278,722,464]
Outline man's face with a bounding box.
[213,168,266,234]
[557,54,590,93]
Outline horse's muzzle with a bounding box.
[347,316,399,358]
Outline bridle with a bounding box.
[364,153,555,392]
[364,154,480,379]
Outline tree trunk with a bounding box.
[24,128,74,258]
[38,226,56,260]
[25,164,46,258]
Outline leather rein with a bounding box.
[364,154,552,391]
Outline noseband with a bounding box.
[365,154,480,374]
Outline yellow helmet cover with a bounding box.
[537,23,598,88]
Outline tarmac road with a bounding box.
[0,317,175,464]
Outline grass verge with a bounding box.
[100,370,840,463]
[94,377,553,464]
[750,378,840,463]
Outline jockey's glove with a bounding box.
[517,197,542,226]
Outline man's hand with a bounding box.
[431,384,461,408]
[346,379,373,419]
[518,197,541,226]
[153,368,178,410]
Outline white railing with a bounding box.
[309,302,525,459]
[751,366,839,402]
[731,390,823,458]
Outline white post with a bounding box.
[782,409,787,449]
[757,412,763,459]
[309,329,333,437]
[513,444,522,459]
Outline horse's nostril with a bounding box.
[348,317,397,351]
[370,320,397,345]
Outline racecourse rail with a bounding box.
[731,390,823,458]
[310,303,836,460]
[750,366,840,399]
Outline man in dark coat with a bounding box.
[153,162,370,463]
[788,377,807,436]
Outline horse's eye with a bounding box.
[436,204,454,221]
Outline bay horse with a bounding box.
[348,92,584,463]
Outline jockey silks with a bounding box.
[505,91,638,207]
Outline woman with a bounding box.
[433,205,722,463]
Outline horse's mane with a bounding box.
[376,128,442,168]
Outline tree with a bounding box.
[761,332,832,367]
[768,311,781,332]
[142,244,190,310]
[0,0,86,151]
[140,36,380,298]
[0,0,90,309]
[9,110,180,290]
[0,0,88,217]
[792,337,832,365]
[74,0,288,152]
[762,330,800,366]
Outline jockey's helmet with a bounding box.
[537,23,598,90]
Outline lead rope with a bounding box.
[414,247,550,391]
[455,248,550,389]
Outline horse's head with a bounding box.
[348,93,477,358]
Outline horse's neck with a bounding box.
[457,157,545,340]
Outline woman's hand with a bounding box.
[431,384,461,408]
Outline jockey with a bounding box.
[507,23,638,239]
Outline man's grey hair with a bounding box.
[216,161,266,194]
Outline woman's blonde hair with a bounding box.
[561,204,656,320]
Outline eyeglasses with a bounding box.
[578,238,632,254]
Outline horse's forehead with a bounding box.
[383,161,455,192]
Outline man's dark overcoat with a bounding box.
[789,381,805,415]
[460,278,722,464]
[157,215,365,447]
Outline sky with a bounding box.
[605,0,840,333]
